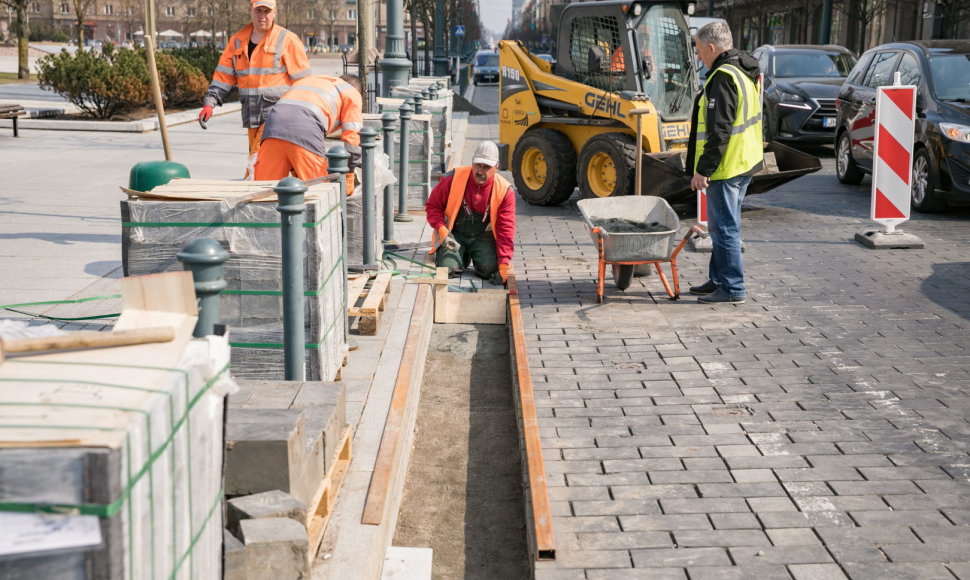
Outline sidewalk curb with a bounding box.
[0,102,241,133]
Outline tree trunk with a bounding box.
[77,16,85,49]
[15,2,30,79]
[410,2,418,77]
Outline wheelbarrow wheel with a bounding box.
[612,264,635,291]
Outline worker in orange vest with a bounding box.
[253,75,363,188]
[198,0,311,178]
[426,141,516,285]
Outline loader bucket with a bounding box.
[639,141,822,204]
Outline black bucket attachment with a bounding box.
[639,141,822,204]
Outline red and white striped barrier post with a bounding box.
[855,72,925,249]
[697,189,708,227]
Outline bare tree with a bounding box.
[71,0,96,47]
[319,0,341,49]
[0,0,30,78]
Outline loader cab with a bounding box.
[554,0,696,121]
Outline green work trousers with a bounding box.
[435,210,498,277]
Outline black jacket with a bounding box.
[685,49,764,178]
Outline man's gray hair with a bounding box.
[695,22,733,50]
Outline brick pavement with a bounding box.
[516,153,970,578]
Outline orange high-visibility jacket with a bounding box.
[261,75,363,154]
[432,166,513,250]
[203,23,311,128]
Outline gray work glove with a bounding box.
[442,235,460,252]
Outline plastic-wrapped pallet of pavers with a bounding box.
[120,179,345,381]
[0,272,237,579]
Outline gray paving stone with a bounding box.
[673,529,771,548]
[660,498,750,514]
[554,549,634,569]
[586,569,688,580]
[630,547,731,567]
[697,482,788,498]
[828,480,923,496]
[710,512,762,530]
[621,514,713,531]
[578,531,674,550]
[911,525,970,544]
[842,562,956,580]
[573,499,662,516]
[816,526,919,545]
[758,511,855,528]
[686,565,793,580]
[851,510,951,527]
[825,543,887,564]
[612,484,699,500]
[793,495,890,512]
[731,545,832,566]
[787,563,847,580]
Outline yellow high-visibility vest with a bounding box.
[694,63,763,180]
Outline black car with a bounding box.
[752,44,857,144]
[835,41,970,212]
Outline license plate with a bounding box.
[823,117,836,128]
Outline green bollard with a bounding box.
[381,112,398,245]
[326,145,353,350]
[394,101,414,223]
[176,238,229,338]
[274,176,308,381]
[429,83,439,100]
[359,126,379,267]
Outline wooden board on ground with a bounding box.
[433,267,507,325]
[349,272,393,335]
[307,426,353,562]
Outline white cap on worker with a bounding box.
[471,141,499,167]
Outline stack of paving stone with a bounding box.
[0,335,232,579]
[120,181,344,381]
[370,102,434,210]
[222,379,347,576]
[388,86,454,174]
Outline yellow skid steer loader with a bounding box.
[498,0,821,205]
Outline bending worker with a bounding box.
[426,141,516,285]
[198,0,311,177]
[686,21,763,305]
[253,74,363,184]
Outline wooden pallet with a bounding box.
[307,426,353,562]
[348,272,393,335]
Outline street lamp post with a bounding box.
[378,0,411,95]
[433,0,448,76]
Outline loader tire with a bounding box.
[512,128,578,206]
[578,133,638,199]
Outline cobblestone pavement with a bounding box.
[514,143,970,578]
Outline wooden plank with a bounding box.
[307,426,353,562]
[346,275,370,315]
[507,269,556,561]
[432,267,506,324]
[360,285,433,525]
[355,273,393,335]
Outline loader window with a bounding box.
[568,14,633,93]
[633,5,694,120]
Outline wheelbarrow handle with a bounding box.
[670,225,705,260]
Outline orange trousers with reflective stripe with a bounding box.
[254,138,356,193]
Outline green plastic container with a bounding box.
[129,161,190,192]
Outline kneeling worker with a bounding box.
[253,74,363,185]
[426,141,516,285]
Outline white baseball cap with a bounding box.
[471,141,499,167]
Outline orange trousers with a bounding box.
[254,138,356,193]
[253,138,329,181]
[244,125,266,179]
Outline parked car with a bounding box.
[835,40,970,212]
[752,44,857,144]
[473,50,499,85]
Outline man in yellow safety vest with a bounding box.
[686,21,763,305]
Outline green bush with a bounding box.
[167,46,221,81]
[154,51,209,108]
[29,24,70,43]
[37,44,213,118]
[37,44,152,119]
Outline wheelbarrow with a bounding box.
[577,196,703,303]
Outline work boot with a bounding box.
[689,280,717,295]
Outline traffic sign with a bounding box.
[870,82,916,232]
[454,25,465,37]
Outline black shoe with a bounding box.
[697,290,745,304]
[689,280,717,295]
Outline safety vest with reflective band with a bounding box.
[431,166,511,250]
[262,75,363,154]
[204,23,311,128]
[693,63,763,180]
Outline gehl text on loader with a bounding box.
[497,0,822,206]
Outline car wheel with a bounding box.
[911,147,946,213]
[835,131,864,185]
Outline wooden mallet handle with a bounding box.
[1,327,176,360]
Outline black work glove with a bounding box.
[346,144,362,170]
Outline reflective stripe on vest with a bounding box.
[434,167,511,249]
[694,63,763,180]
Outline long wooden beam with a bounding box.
[507,270,556,561]
[361,285,433,525]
